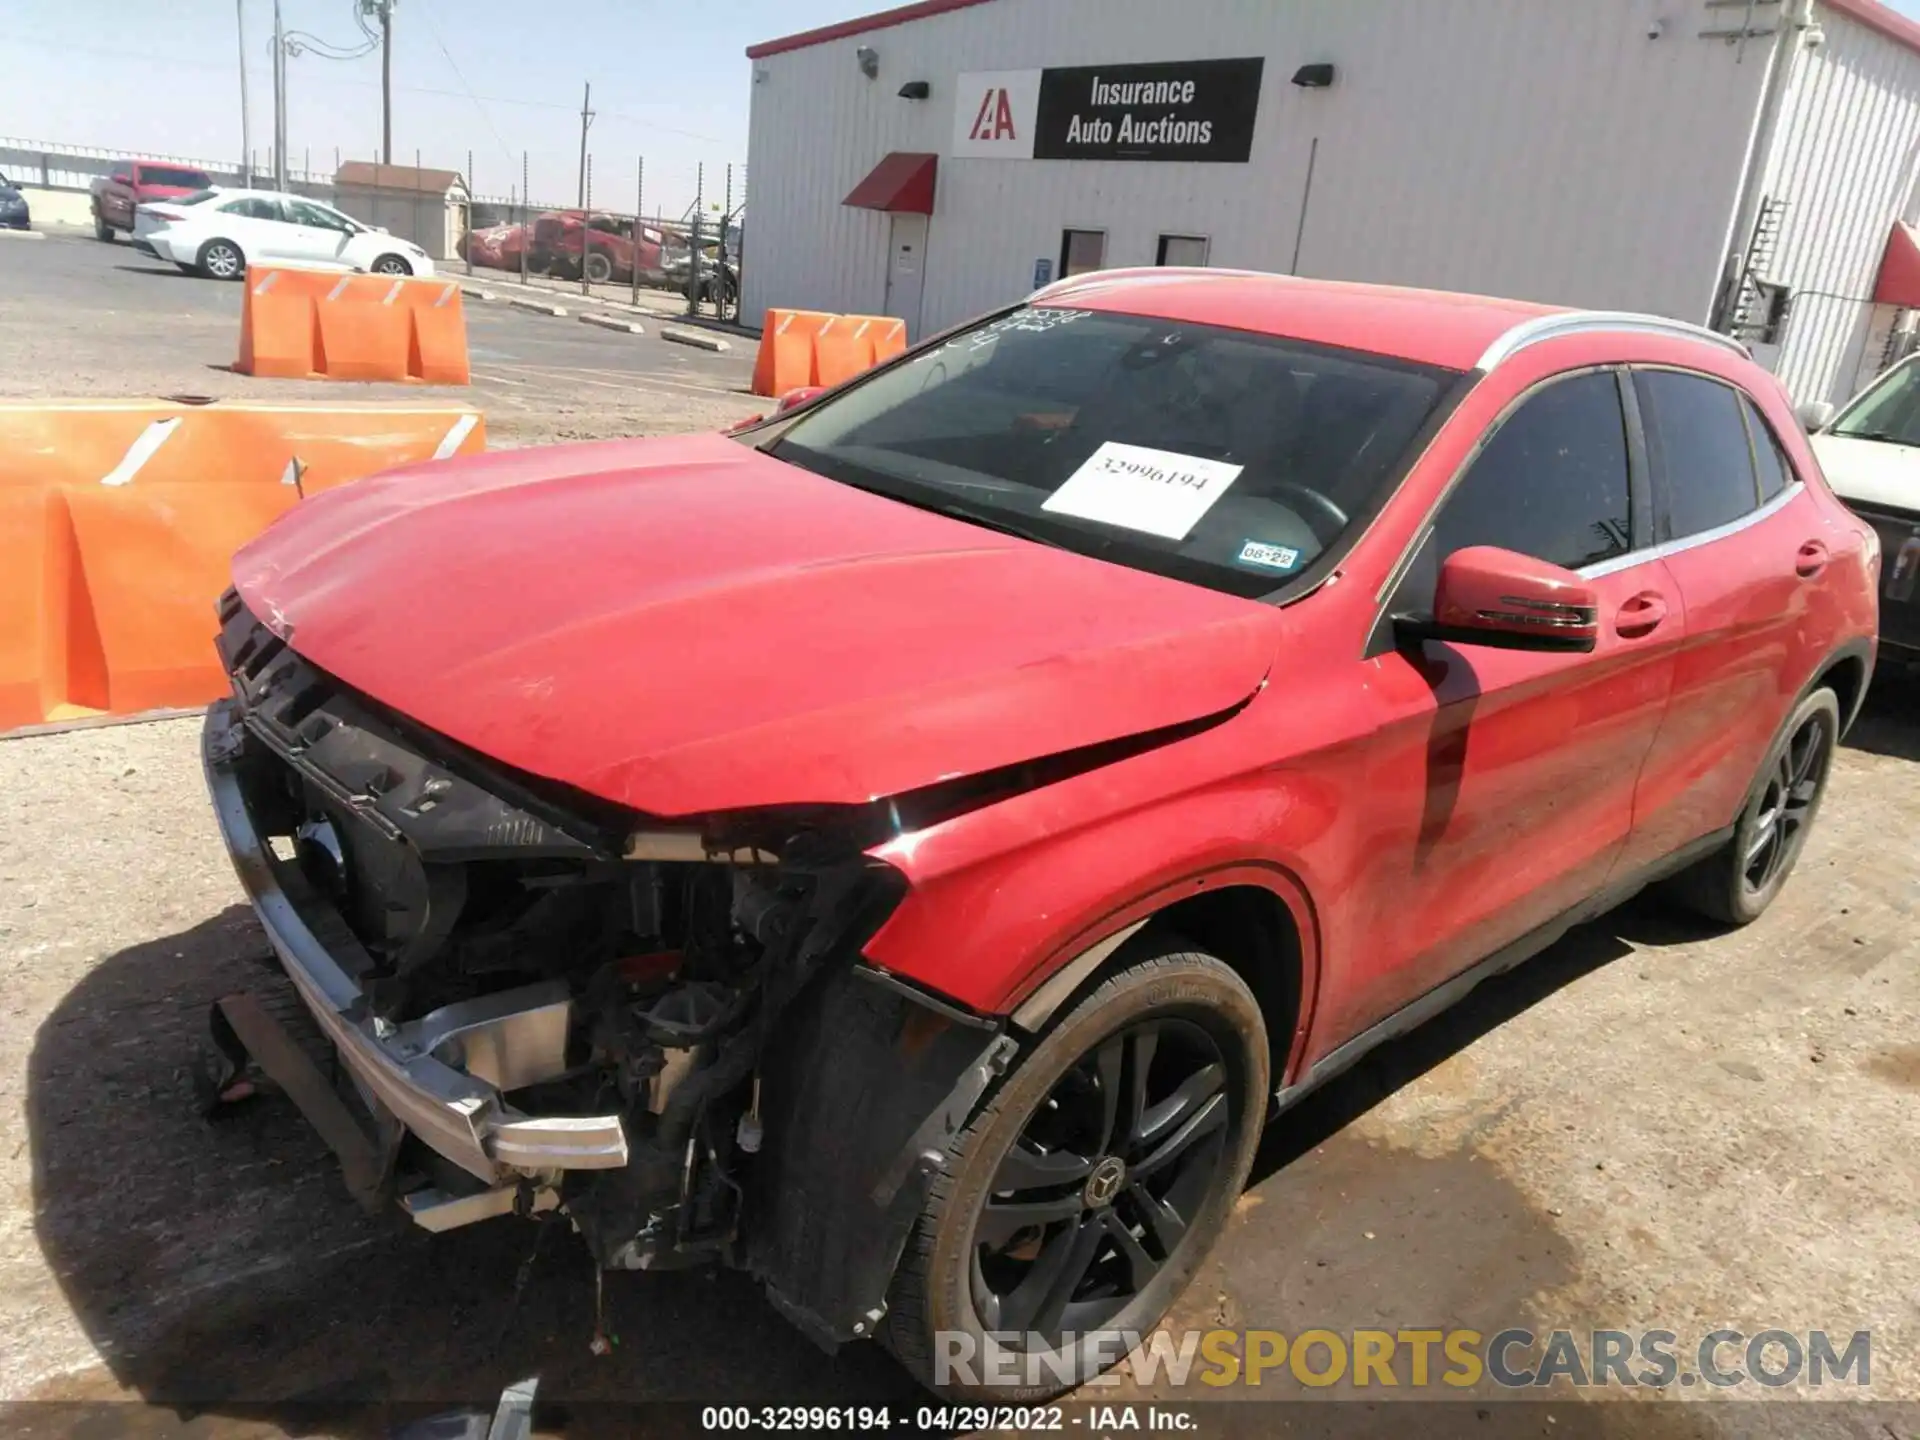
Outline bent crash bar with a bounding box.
[202,700,628,1192]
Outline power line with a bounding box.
[409,0,513,167]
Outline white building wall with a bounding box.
[1761,5,1920,405]
[744,0,1776,338]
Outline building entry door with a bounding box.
[884,212,928,340]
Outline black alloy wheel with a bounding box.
[1668,685,1840,926]
[971,1017,1228,1342]
[883,941,1267,1400]
[1740,706,1832,897]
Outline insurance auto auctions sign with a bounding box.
[953,58,1264,163]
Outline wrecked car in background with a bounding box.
[202,269,1876,1399]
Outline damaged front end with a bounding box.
[203,591,981,1321]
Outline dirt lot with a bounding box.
[1,231,1917,1437]
[0,232,763,444]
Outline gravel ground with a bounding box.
[0,680,1915,1436]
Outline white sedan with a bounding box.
[133,187,435,280]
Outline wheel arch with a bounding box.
[1005,866,1318,1095]
[1811,636,1873,736]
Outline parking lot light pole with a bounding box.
[236,0,252,187]
[271,0,288,190]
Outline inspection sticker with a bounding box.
[1235,539,1302,572]
[1041,441,1244,540]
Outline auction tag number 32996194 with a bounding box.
[1042,441,1244,541]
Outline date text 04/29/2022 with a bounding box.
[698,1405,1196,1432]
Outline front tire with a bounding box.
[1667,686,1839,926]
[883,938,1268,1400]
[584,251,613,284]
[94,213,113,242]
[371,253,413,276]
[198,238,244,280]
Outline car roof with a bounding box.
[1028,269,1744,375]
[1031,269,1559,372]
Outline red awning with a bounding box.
[1873,220,1920,307]
[843,152,937,215]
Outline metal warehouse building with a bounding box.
[743,0,1920,405]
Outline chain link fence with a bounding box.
[463,150,746,325]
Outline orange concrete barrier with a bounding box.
[811,314,912,388]
[751,309,834,397]
[237,266,472,385]
[0,400,485,733]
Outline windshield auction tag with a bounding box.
[1042,442,1243,540]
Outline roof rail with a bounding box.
[1478,310,1749,371]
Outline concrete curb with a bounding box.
[465,286,496,301]
[0,229,45,241]
[509,298,568,318]
[660,327,731,353]
[578,313,646,335]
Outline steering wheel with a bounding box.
[1262,483,1350,545]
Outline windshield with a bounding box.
[769,306,1461,598]
[1830,356,1920,446]
[140,166,211,189]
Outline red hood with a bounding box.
[232,434,1284,817]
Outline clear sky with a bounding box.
[5,0,1920,218]
[0,0,857,216]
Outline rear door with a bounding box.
[213,196,290,263]
[1345,367,1686,1034]
[1622,367,1830,862]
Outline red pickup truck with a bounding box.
[90,161,213,241]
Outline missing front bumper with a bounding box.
[202,700,628,1199]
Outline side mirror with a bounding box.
[1796,400,1835,433]
[1394,546,1599,654]
[775,385,826,414]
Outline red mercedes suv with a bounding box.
[204,271,1878,1397]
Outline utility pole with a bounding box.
[380,0,395,165]
[271,0,287,189]
[236,0,252,186]
[577,82,594,208]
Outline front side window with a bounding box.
[288,199,354,232]
[1828,356,1920,447]
[1635,370,1761,539]
[767,306,1461,598]
[1428,370,1634,579]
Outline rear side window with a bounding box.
[1742,396,1793,502]
[1635,370,1761,539]
[220,197,284,221]
[1428,370,1634,575]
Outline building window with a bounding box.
[1059,229,1106,278]
[1156,234,1210,267]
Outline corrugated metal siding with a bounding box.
[1762,6,1920,405]
[744,0,1775,337]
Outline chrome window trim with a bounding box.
[1578,480,1804,579]
[1478,311,1749,373]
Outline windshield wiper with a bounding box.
[1841,428,1919,446]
